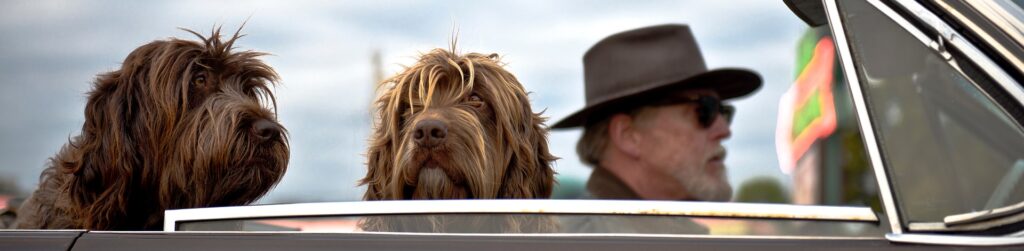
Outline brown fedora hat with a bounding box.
[551,24,762,129]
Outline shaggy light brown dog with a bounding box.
[359,47,556,232]
[13,27,289,230]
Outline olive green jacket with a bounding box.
[562,167,709,235]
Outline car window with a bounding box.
[837,0,1024,224]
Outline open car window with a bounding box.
[0,0,886,234]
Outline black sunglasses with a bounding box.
[650,95,735,128]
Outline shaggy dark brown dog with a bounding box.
[359,47,556,233]
[13,27,289,230]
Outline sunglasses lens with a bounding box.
[721,104,735,123]
[697,96,719,128]
[694,96,734,128]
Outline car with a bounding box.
[2,0,1023,250]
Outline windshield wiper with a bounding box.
[944,200,1024,226]
[907,160,1024,233]
[908,201,1024,232]
[940,159,1024,226]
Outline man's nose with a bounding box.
[709,115,732,141]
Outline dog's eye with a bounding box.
[192,75,206,87]
[467,94,484,109]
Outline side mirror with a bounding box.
[784,0,828,26]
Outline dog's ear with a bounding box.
[363,138,391,200]
[498,98,558,199]
[61,71,135,229]
[362,88,401,200]
[59,43,166,229]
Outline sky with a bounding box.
[0,0,809,203]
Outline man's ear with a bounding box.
[607,113,641,158]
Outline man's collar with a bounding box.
[586,167,642,199]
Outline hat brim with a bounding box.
[551,68,762,129]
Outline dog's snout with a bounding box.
[251,118,282,142]
[413,119,447,147]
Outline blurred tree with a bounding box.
[735,176,791,204]
[0,176,21,196]
[551,175,586,199]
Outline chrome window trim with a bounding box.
[963,0,1024,48]
[886,233,1024,246]
[163,200,878,232]
[894,0,1024,108]
[935,0,1024,76]
[822,0,904,234]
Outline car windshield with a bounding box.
[836,0,1024,226]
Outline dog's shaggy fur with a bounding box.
[13,27,289,230]
[359,47,556,233]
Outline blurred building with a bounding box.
[776,27,880,211]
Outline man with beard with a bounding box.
[552,24,761,234]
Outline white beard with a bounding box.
[680,166,732,202]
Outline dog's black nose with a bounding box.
[413,119,447,147]
[251,119,282,142]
